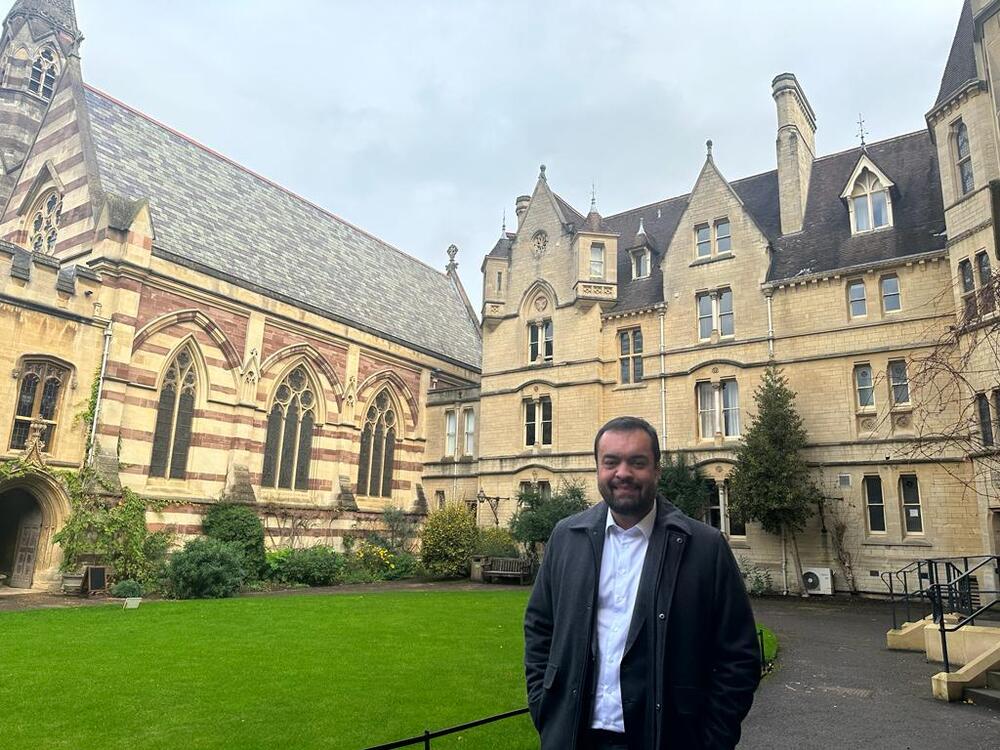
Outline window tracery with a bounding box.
[27,190,62,254]
[356,390,397,498]
[262,365,317,491]
[9,360,67,451]
[28,47,57,99]
[149,346,197,479]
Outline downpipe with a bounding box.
[86,319,113,467]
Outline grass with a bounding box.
[758,624,779,663]
[0,589,781,749]
[0,589,537,750]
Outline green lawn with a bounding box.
[0,589,780,749]
[0,590,537,750]
[758,624,779,663]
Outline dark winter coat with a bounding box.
[524,496,760,749]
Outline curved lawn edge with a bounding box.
[757,624,779,669]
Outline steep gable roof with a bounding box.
[81,86,481,370]
[933,0,978,111]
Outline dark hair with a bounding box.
[593,416,660,466]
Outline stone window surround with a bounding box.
[695,378,740,442]
[696,287,734,342]
[694,217,732,260]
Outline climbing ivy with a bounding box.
[0,456,171,588]
[51,470,171,586]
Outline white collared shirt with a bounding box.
[590,502,657,732]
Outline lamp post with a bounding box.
[476,489,510,527]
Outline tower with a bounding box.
[0,0,81,210]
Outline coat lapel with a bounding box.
[568,502,608,657]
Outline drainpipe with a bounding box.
[658,306,667,451]
[765,291,775,359]
[86,320,113,467]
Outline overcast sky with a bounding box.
[73,1,961,310]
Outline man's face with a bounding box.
[596,428,658,522]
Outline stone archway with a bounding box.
[0,471,71,589]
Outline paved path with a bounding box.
[740,596,1000,750]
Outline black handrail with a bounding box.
[365,625,774,749]
[921,555,1000,673]
[362,708,530,750]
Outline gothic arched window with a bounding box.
[27,190,62,254]
[9,360,67,451]
[261,365,317,491]
[356,391,397,498]
[849,169,891,233]
[149,346,197,479]
[955,120,974,196]
[28,47,57,99]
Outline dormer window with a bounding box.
[28,48,56,100]
[27,190,62,254]
[850,169,890,233]
[631,249,650,279]
[955,120,974,196]
[590,243,605,279]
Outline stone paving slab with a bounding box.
[740,596,1000,750]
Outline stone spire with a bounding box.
[6,0,79,37]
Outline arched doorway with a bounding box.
[0,488,43,588]
[0,471,71,590]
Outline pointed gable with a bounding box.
[839,152,895,200]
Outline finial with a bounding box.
[539,164,546,181]
[706,139,713,158]
[501,209,507,236]
[856,113,868,149]
[590,181,597,212]
[637,217,646,237]
[446,244,458,273]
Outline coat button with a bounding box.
[572,689,578,696]
[658,612,665,620]
[655,703,661,711]
[676,537,683,543]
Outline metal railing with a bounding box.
[884,555,1000,673]
[364,626,774,748]
[362,708,529,750]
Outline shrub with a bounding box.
[268,546,345,586]
[474,527,518,558]
[166,538,246,599]
[420,503,479,578]
[509,481,589,565]
[202,503,266,580]
[350,540,399,580]
[109,579,143,598]
[737,555,773,597]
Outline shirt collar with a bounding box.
[605,499,657,540]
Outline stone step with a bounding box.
[987,671,1000,691]
[964,686,1000,711]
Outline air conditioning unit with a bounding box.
[802,567,834,595]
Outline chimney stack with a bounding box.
[772,73,816,235]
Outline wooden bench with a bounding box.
[483,557,532,585]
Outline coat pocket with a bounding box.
[670,686,706,715]
[543,662,558,690]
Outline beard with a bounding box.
[598,476,656,521]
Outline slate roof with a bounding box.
[933,0,978,111]
[82,87,482,370]
[551,129,943,310]
[768,131,945,281]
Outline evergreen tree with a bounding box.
[728,365,819,596]
[658,452,710,521]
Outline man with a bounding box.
[524,416,760,749]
